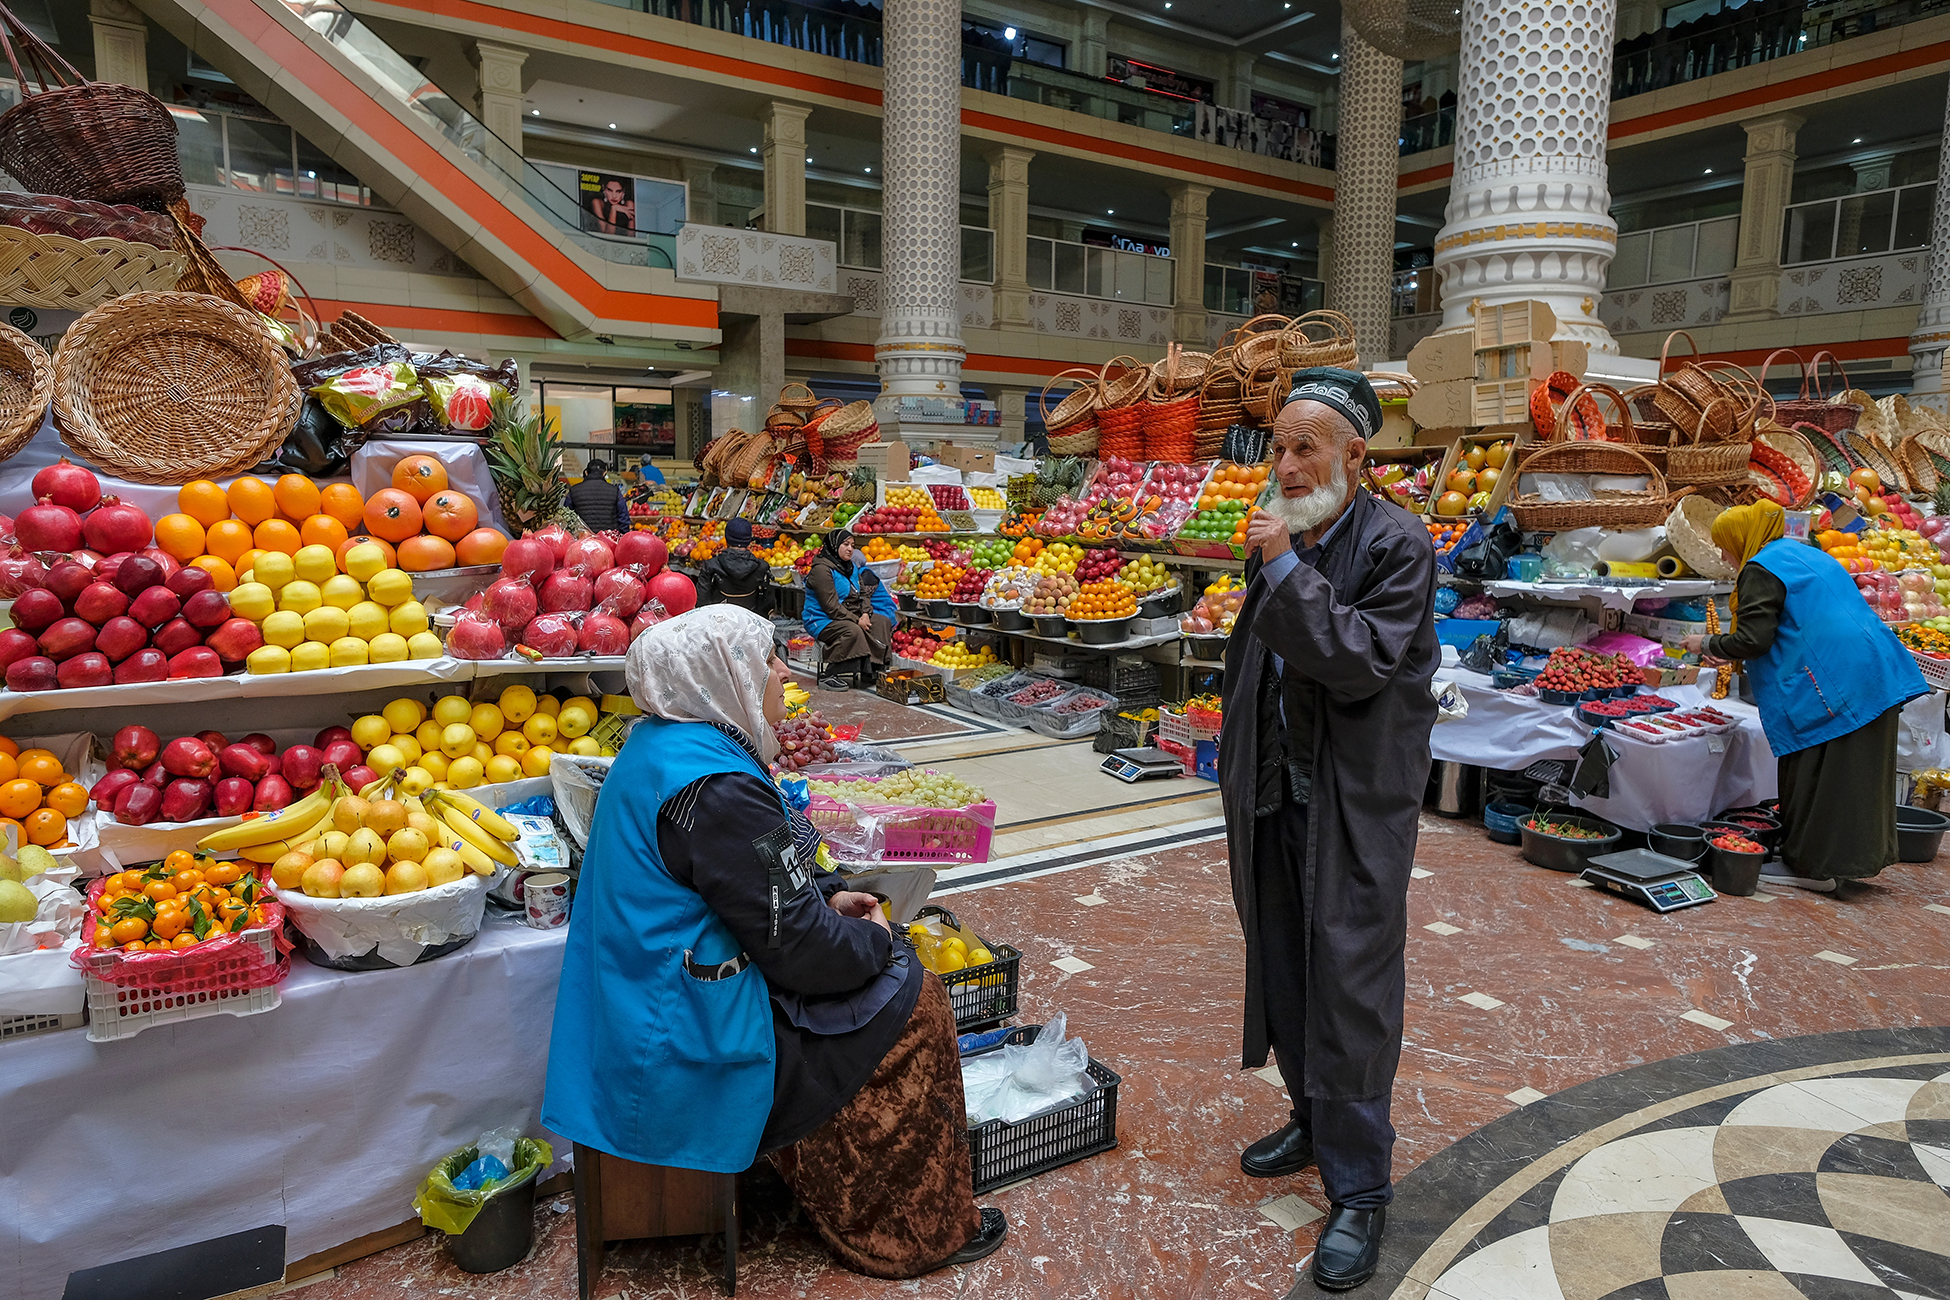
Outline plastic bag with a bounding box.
[310,360,424,430]
[961,1012,1093,1124]
[425,373,503,433]
[413,1129,553,1235]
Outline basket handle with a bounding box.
[1755,348,1807,401]
[1038,366,1104,423]
[1521,437,1666,495]
[777,380,816,405]
[1099,354,1146,384]
[1658,329,1704,379]
[0,2,86,98]
[1555,382,1637,444]
[207,245,322,358]
[1695,360,1771,431]
[1364,370,1418,398]
[1806,350,1851,402]
[914,903,962,930]
[1286,308,1357,348]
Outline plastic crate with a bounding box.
[969,672,1032,719]
[1028,687,1119,740]
[1158,706,1219,747]
[807,795,997,864]
[963,1024,1121,1193]
[913,905,1019,1030]
[1912,647,1950,692]
[83,924,284,1042]
[1,1009,83,1041]
[1081,653,1160,704]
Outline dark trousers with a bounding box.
[1254,798,1396,1210]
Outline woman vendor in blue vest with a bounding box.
[543,606,1006,1275]
[803,528,897,692]
[1681,500,1928,892]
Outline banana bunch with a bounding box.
[197,768,352,863]
[356,767,520,876]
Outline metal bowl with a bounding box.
[1072,615,1133,646]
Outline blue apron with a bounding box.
[542,717,782,1171]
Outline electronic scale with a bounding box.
[1100,746,1186,783]
[1581,847,1717,912]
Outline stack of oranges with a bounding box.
[1068,579,1137,621]
[88,851,267,952]
[0,738,87,848]
[1195,462,1270,511]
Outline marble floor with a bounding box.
[257,683,1950,1300]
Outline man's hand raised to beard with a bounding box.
[1246,511,1293,562]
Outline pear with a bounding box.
[0,853,20,884]
[17,845,56,881]
[0,878,38,923]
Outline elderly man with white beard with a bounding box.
[1216,368,1439,1293]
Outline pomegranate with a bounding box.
[113,781,163,825]
[127,585,180,630]
[110,554,163,596]
[94,616,150,663]
[160,736,217,779]
[31,458,101,512]
[37,617,97,661]
[161,778,212,823]
[520,612,579,658]
[0,546,47,598]
[90,768,142,809]
[252,774,294,811]
[166,646,221,679]
[43,560,95,610]
[4,656,57,691]
[614,532,667,576]
[82,496,153,554]
[72,582,130,626]
[113,649,168,684]
[214,777,255,818]
[630,600,671,641]
[646,570,697,617]
[481,576,539,633]
[444,610,506,660]
[14,497,82,553]
[539,567,593,613]
[0,628,38,669]
[578,612,630,655]
[593,568,646,619]
[56,652,111,688]
[531,523,573,562]
[565,535,615,576]
[9,587,63,634]
[500,536,555,587]
[151,617,202,658]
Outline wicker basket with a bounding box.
[1652,332,1760,442]
[722,432,777,487]
[1760,348,1859,434]
[1239,355,1293,426]
[1146,343,1209,399]
[1229,314,1292,372]
[1098,356,1151,408]
[0,223,184,309]
[700,430,749,484]
[1900,435,1941,497]
[51,291,297,483]
[1282,309,1360,369]
[1666,398,1755,486]
[1508,440,1677,531]
[1518,382,1642,472]
[1664,493,1736,580]
[1046,424,1099,455]
[1750,426,1821,508]
[0,320,49,463]
[1040,366,1102,436]
[164,200,266,322]
[1847,428,1910,494]
[775,381,820,417]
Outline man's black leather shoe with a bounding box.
[1240,1120,1316,1177]
[1310,1204,1385,1291]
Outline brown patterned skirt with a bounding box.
[769,972,982,1277]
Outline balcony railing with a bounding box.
[1610,215,1741,289]
[1783,180,1936,264]
[1207,265,1324,317]
[1611,0,1950,102]
[1031,236,1173,305]
[806,202,993,281]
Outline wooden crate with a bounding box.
[1472,379,1535,426]
[1426,429,1526,522]
[1473,300,1557,349]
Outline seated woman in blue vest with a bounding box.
[803,528,896,691]
[1681,500,1927,892]
[543,605,1006,1277]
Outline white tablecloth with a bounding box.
[0,915,567,1300]
[1431,670,1778,830]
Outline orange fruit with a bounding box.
[178,480,231,528]
[397,534,456,572]
[154,513,207,562]
[17,752,63,786]
[320,483,365,529]
[0,753,14,784]
[422,491,478,542]
[273,474,321,522]
[454,527,508,566]
[0,736,16,759]
[392,455,449,502]
[190,555,238,592]
[109,917,147,945]
[364,489,423,543]
[336,533,395,571]
[171,931,199,949]
[24,807,64,846]
[164,850,195,871]
[226,477,277,526]
[299,514,350,552]
[45,781,87,818]
[253,518,302,555]
[205,519,253,564]
[236,548,264,581]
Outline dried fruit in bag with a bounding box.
[309,360,424,430]
[425,373,502,433]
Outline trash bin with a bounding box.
[414,1130,554,1274]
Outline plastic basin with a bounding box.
[1648,822,1708,862]
[1519,815,1622,872]
[1073,615,1133,646]
[1482,800,1532,846]
[1031,613,1069,638]
[992,608,1030,631]
[1896,804,1950,863]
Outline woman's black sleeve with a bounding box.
[658,772,890,995]
[1706,565,1786,661]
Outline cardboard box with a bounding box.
[1408,379,1474,430]
[877,669,947,705]
[1622,613,1708,642]
[1408,331,1475,384]
[855,441,911,477]
[1427,429,1526,522]
[938,444,996,474]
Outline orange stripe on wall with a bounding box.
[308,299,561,339]
[786,337,1108,379]
[1685,338,1913,367]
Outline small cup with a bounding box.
[522,871,572,929]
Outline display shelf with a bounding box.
[899,612,1183,655]
[1482,578,1735,614]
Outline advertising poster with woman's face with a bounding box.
[581,172,637,236]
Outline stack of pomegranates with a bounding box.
[447,524,699,661]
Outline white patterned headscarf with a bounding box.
[625,605,779,762]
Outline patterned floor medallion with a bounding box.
[1366,1029,1950,1300]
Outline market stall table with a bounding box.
[0,915,566,1300]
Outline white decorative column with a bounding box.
[1330,18,1401,365]
[681,159,717,225]
[874,0,965,401]
[469,41,528,174]
[1077,10,1109,79]
[89,0,148,93]
[984,143,1034,331]
[1907,88,1950,394]
[1724,112,1801,322]
[1430,0,1621,351]
[1222,51,1258,112]
[762,102,812,237]
[1169,182,1212,347]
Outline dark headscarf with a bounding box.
[1285,367,1383,442]
[819,528,854,567]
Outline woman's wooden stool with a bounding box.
[571,1143,737,1297]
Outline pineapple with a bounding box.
[485,410,587,535]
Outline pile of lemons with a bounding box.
[351,685,611,790]
[235,542,437,674]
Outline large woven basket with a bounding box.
[0,320,50,463]
[1040,366,1102,434]
[722,432,777,487]
[1749,426,1821,508]
[1282,309,1360,369]
[1509,440,1678,531]
[1519,383,1645,472]
[0,223,184,310]
[52,291,296,483]
[1098,356,1151,408]
[1229,314,1291,372]
[1847,428,1910,494]
[1760,348,1859,434]
[1652,332,1760,442]
[1666,397,1754,486]
[1664,493,1735,580]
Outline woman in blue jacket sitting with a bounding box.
[1682,500,1928,892]
[803,528,897,691]
[543,606,1006,1275]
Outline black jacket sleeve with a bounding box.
[658,771,891,997]
[1706,565,1785,661]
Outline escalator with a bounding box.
[136,0,718,345]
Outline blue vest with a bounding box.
[542,717,779,1171]
[1744,539,1927,756]
[802,559,895,636]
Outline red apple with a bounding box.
[161,778,212,823]
[113,780,163,825]
[313,725,353,749]
[72,581,129,626]
[0,628,39,669]
[113,648,168,684]
[280,745,324,792]
[127,585,180,630]
[160,736,216,779]
[165,565,214,599]
[151,617,203,658]
[252,774,294,811]
[240,733,277,755]
[10,588,64,635]
[218,743,272,782]
[203,618,262,665]
[166,646,221,679]
[37,617,96,662]
[94,616,149,663]
[179,589,231,630]
[89,768,141,808]
[213,777,255,817]
[322,739,363,771]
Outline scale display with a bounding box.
[1100,747,1184,784]
[1581,848,1717,912]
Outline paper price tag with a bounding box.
[1707,735,1727,753]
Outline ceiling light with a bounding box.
[1004,25,1016,37]
[607,123,616,129]
[1852,137,1864,144]
[306,170,316,178]
[1331,52,1339,59]
[1291,241,1298,247]
[749,146,758,153]
[1703,167,1713,174]
[865,166,872,172]
[1163,2,1171,8]
[529,109,539,116]
[1108,209,1115,214]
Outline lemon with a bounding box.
[228,581,275,621]
[381,697,425,733]
[346,600,389,640]
[246,644,291,674]
[533,694,560,717]
[493,732,530,758]
[418,750,450,780]
[967,946,994,967]
[497,685,536,722]
[278,580,322,615]
[342,543,387,582]
[254,551,295,591]
[261,610,306,649]
[367,742,406,774]
[523,714,557,746]
[291,640,332,672]
[388,600,430,636]
[935,949,967,973]
[406,631,444,659]
[367,632,409,663]
[556,704,595,738]
[389,734,422,765]
[415,718,444,751]
[562,695,596,718]
[293,544,338,584]
[447,756,486,789]
[485,754,524,784]
[303,606,350,643]
[320,574,365,610]
[468,703,505,740]
[568,736,602,756]
[328,636,369,667]
[366,568,413,607]
[350,714,391,749]
[440,722,477,758]
[396,766,434,796]
[520,745,554,777]
[432,694,472,727]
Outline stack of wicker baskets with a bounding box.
[1651,332,1768,492]
[1040,367,1101,455]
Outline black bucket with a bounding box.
[445,1164,540,1274]
[1648,822,1708,862]
[1896,804,1950,863]
[1706,844,1764,897]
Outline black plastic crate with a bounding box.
[1082,654,1160,704]
[962,1025,1121,1193]
[915,905,1020,1030]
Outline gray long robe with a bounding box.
[1218,488,1438,1101]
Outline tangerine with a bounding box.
[154,513,206,562]
[273,474,321,521]
[178,479,231,528]
[0,736,16,758]
[320,482,366,529]
[16,752,62,786]
[253,519,302,555]
[205,519,254,564]
[23,807,65,846]
[0,753,14,784]
[190,555,238,592]
[300,514,350,552]
[45,781,87,818]
[109,917,148,945]
[226,477,277,526]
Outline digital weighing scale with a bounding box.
[1580,847,1717,912]
[1101,746,1185,783]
